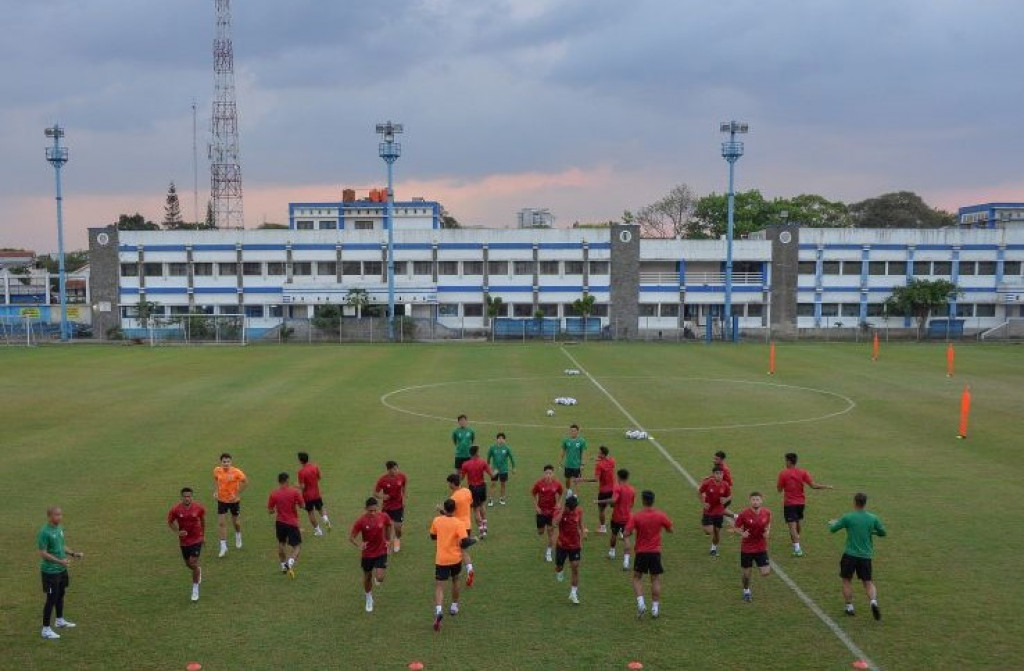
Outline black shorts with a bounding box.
[385,508,404,524]
[180,543,203,562]
[435,562,462,581]
[217,500,241,516]
[470,484,487,507]
[555,547,581,567]
[741,551,770,569]
[491,472,509,483]
[597,491,614,505]
[610,521,627,536]
[304,498,324,512]
[361,554,388,573]
[840,554,873,581]
[564,467,581,480]
[275,521,302,547]
[454,457,469,471]
[783,505,805,523]
[41,570,69,594]
[634,552,664,575]
[702,514,724,529]
[536,513,554,529]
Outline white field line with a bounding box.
[559,347,880,671]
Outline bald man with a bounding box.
[38,506,83,640]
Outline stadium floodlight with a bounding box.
[720,119,749,342]
[44,124,70,342]
[376,121,404,341]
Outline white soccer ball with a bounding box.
[546,409,555,417]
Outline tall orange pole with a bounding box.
[957,385,971,439]
[871,333,880,361]
[768,341,776,375]
[946,342,955,378]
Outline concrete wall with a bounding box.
[88,226,120,338]
[764,224,800,334]
[610,224,640,339]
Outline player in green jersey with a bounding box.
[486,432,516,506]
[37,506,84,640]
[560,424,587,495]
[828,492,887,620]
[451,414,475,472]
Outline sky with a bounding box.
[2,0,1023,252]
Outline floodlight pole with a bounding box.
[45,124,70,342]
[720,120,748,342]
[377,121,403,341]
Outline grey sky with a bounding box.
[2,0,1021,251]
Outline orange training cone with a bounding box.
[871,333,879,361]
[946,342,955,378]
[768,341,776,375]
[957,384,971,439]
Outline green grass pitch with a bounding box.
[2,342,1022,670]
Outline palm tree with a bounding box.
[572,293,596,341]
[486,295,504,342]
[346,288,371,318]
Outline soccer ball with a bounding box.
[546,409,555,417]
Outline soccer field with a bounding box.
[2,342,1022,671]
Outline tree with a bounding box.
[883,279,960,339]
[257,222,288,230]
[163,182,183,228]
[571,293,597,341]
[634,184,697,238]
[689,189,774,239]
[36,250,89,273]
[485,295,504,341]
[346,288,371,318]
[136,299,161,323]
[441,210,461,229]
[311,304,342,331]
[115,213,159,231]
[848,191,956,229]
[204,200,216,229]
[772,194,850,228]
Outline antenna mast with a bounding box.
[209,0,243,229]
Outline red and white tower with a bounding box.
[209,0,243,229]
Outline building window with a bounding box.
[797,303,815,317]
[841,261,861,275]
[868,262,886,275]
[219,263,238,276]
[514,261,534,276]
[866,303,886,317]
[121,305,139,318]
[488,261,508,276]
[463,261,484,275]
[913,261,931,275]
[1004,261,1022,275]
[976,261,996,275]
[840,303,861,318]
[958,261,976,276]
[437,261,459,275]
[243,305,264,318]
[194,305,215,315]
[798,261,817,275]
[538,261,560,276]
[888,261,907,275]
[660,303,680,318]
[821,261,840,275]
[976,304,996,317]
[639,304,657,317]
[169,305,191,315]
[537,303,558,317]
[512,303,534,317]
[438,303,459,317]
[296,220,314,230]
[363,261,382,276]
[463,303,484,317]
[589,261,609,275]
[193,262,213,276]
[589,304,608,317]
[267,262,286,276]
[120,263,138,277]
[316,262,337,276]
[746,303,764,318]
[932,261,951,276]
[413,261,433,276]
[168,263,188,277]
[342,261,361,276]
[820,303,839,317]
[564,261,585,275]
[318,220,337,230]
[268,305,284,318]
[242,262,262,276]
[142,263,163,277]
[292,262,313,276]
[354,220,374,230]
[955,304,973,318]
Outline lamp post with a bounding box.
[376,121,403,341]
[720,120,748,342]
[45,124,70,342]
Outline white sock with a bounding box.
[743,588,751,595]
[624,553,631,565]
[846,603,855,612]
[652,601,659,612]
[570,586,578,596]
[220,540,227,548]
[467,563,474,572]
[365,591,372,598]
[322,515,330,523]
[287,557,295,568]
[870,599,878,606]
[609,548,616,557]
[637,596,645,608]
[794,542,801,552]
[711,544,718,551]
[235,532,242,541]
[435,605,443,616]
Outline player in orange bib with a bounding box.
[212,452,247,557]
[445,474,476,586]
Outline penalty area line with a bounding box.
[559,347,881,671]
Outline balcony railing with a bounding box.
[639,272,764,285]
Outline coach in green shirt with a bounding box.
[37,506,83,639]
[452,414,475,472]
[828,492,887,620]
[486,433,516,506]
[560,424,587,493]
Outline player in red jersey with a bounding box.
[777,452,832,557]
[713,451,733,487]
[698,465,732,557]
[267,472,305,578]
[553,495,587,604]
[349,496,393,613]
[731,492,772,602]
[297,452,331,536]
[167,487,206,602]
[626,490,673,619]
[593,446,617,534]
[460,446,493,538]
[606,469,635,570]
[375,461,407,553]
[532,465,564,563]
